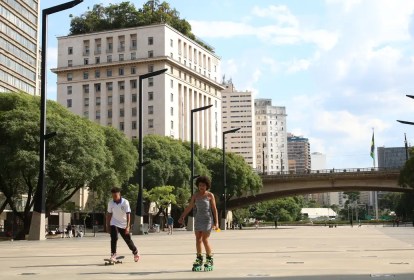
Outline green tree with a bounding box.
[69,1,214,52]
[399,147,414,189]
[0,93,137,239]
[144,185,176,227]
[249,196,304,222]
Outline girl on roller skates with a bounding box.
[178,176,219,271]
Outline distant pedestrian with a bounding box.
[255,219,259,229]
[178,176,219,271]
[106,187,140,263]
[167,215,174,235]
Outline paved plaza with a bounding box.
[0,225,413,279]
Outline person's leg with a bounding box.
[110,226,118,255]
[195,231,203,255]
[118,227,138,255]
[201,231,212,256]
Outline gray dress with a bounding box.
[194,196,213,232]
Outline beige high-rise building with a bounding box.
[254,99,288,173]
[0,0,40,95]
[52,24,223,148]
[221,80,256,168]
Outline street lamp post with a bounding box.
[188,104,213,231]
[221,127,240,230]
[28,0,83,241]
[133,69,167,235]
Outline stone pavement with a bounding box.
[0,225,413,280]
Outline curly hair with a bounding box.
[195,175,211,190]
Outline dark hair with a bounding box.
[195,176,211,190]
[111,187,121,193]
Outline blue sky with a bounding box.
[41,0,414,169]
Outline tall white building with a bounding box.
[221,80,256,168]
[0,0,40,95]
[254,99,288,173]
[52,24,224,148]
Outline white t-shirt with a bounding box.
[107,198,131,228]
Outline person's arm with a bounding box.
[209,193,219,229]
[125,213,131,234]
[178,195,195,224]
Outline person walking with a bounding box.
[106,187,140,263]
[178,176,219,271]
[167,215,174,235]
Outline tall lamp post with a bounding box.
[221,127,240,230]
[28,0,83,241]
[188,104,213,231]
[133,68,168,235]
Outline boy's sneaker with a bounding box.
[134,253,140,262]
[110,253,117,262]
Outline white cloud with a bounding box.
[252,5,299,27]
[325,0,362,13]
[286,59,311,73]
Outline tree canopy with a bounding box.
[0,93,137,238]
[69,1,214,52]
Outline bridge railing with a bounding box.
[260,167,401,177]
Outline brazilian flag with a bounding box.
[370,132,375,159]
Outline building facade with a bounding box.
[53,24,223,148]
[287,134,311,173]
[0,0,40,95]
[377,146,409,169]
[254,99,288,173]
[221,80,256,168]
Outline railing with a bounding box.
[260,167,401,177]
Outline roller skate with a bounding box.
[204,255,214,271]
[192,254,203,271]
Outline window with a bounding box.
[131,67,136,74]
[130,79,137,89]
[96,110,100,120]
[84,97,89,106]
[171,120,174,129]
[132,121,137,130]
[148,119,154,128]
[108,109,112,118]
[119,54,124,61]
[119,81,125,90]
[170,79,173,88]
[94,83,101,92]
[119,122,124,131]
[148,78,153,87]
[131,38,137,50]
[84,111,88,118]
[67,86,72,95]
[170,39,173,47]
[120,94,125,103]
[120,108,124,117]
[170,107,173,116]
[131,52,136,60]
[170,52,173,58]
[148,65,154,72]
[84,58,89,65]
[68,47,73,55]
[95,70,100,78]
[119,68,124,76]
[107,69,112,77]
[67,99,72,108]
[148,106,154,114]
[96,97,101,106]
[106,82,113,91]
[67,73,73,81]
[95,57,100,64]
[170,93,173,102]
[132,94,137,103]
[83,72,89,79]
[68,60,72,67]
[132,107,137,116]
[148,92,153,100]
[148,51,153,58]
[107,55,112,62]
[83,84,89,93]
[107,42,113,52]
[108,96,112,105]
[148,37,153,45]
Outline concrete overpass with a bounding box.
[227,168,412,209]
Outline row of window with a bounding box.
[0,37,36,66]
[0,55,36,81]
[83,116,173,131]
[0,69,35,94]
[0,5,37,38]
[0,22,37,53]
[3,0,38,25]
[68,51,153,66]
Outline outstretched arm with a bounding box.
[178,196,195,224]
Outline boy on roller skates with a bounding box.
[178,176,219,271]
